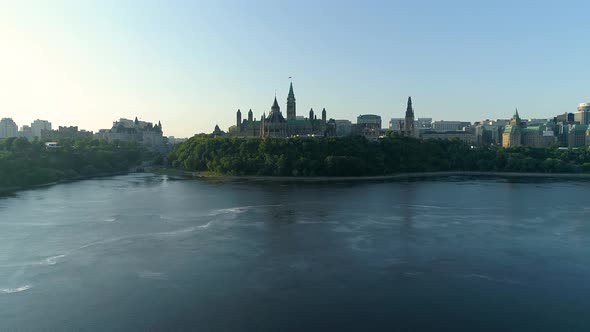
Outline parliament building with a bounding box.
[230,83,335,138]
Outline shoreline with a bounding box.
[185,171,590,183]
[3,170,590,196]
[0,170,131,196]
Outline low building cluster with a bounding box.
[0,116,187,151]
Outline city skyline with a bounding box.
[2,1,590,137]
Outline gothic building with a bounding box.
[502,109,556,148]
[395,96,419,138]
[232,83,335,138]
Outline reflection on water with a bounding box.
[0,174,589,331]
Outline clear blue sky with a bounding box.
[1,0,589,137]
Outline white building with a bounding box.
[0,118,18,139]
[31,119,52,138]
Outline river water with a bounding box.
[0,174,589,331]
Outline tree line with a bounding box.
[168,135,590,176]
[0,137,143,190]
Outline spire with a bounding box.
[271,96,280,113]
[405,96,414,118]
[288,82,295,99]
[286,82,296,120]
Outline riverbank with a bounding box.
[0,171,131,196]
[184,171,590,183]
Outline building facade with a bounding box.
[502,109,556,148]
[0,118,18,139]
[232,83,333,138]
[96,117,165,149]
[574,103,590,125]
[31,119,52,138]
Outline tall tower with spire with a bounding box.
[236,109,242,128]
[404,96,416,137]
[287,82,296,121]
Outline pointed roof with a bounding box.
[406,96,414,117]
[288,82,295,99]
[271,96,280,112]
[513,108,520,119]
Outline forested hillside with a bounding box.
[169,135,590,176]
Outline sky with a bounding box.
[1,0,589,137]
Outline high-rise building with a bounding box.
[574,103,590,125]
[31,119,52,138]
[0,118,18,139]
[19,125,34,140]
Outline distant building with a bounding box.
[568,124,589,148]
[19,125,34,140]
[389,118,404,131]
[401,97,418,138]
[31,119,52,138]
[502,109,556,148]
[168,136,188,145]
[232,83,332,138]
[0,118,18,139]
[432,121,470,132]
[353,114,382,138]
[475,124,503,146]
[334,120,352,136]
[416,118,433,129]
[96,117,165,149]
[41,126,93,141]
[574,103,590,125]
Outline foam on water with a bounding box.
[41,254,66,266]
[0,285,32,294]
[209,204,282,216]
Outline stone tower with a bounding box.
[322,108,327,123]
[404,96,415,137]
[236,109,242,128]
[248,109,253,122]
[309,108,314,121]
[287,82,296,121]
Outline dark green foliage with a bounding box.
[168,136,590,176]
[0,138,141,189]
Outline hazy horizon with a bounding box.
[1,0,589,137]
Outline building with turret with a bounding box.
[502,109,556,148]
[96,117,165,149]
[231,83,334,138]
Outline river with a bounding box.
[0,174,589,331]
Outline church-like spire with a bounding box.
[405,96,414,118]
[271,96,280,113]
[287,82,296,121]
